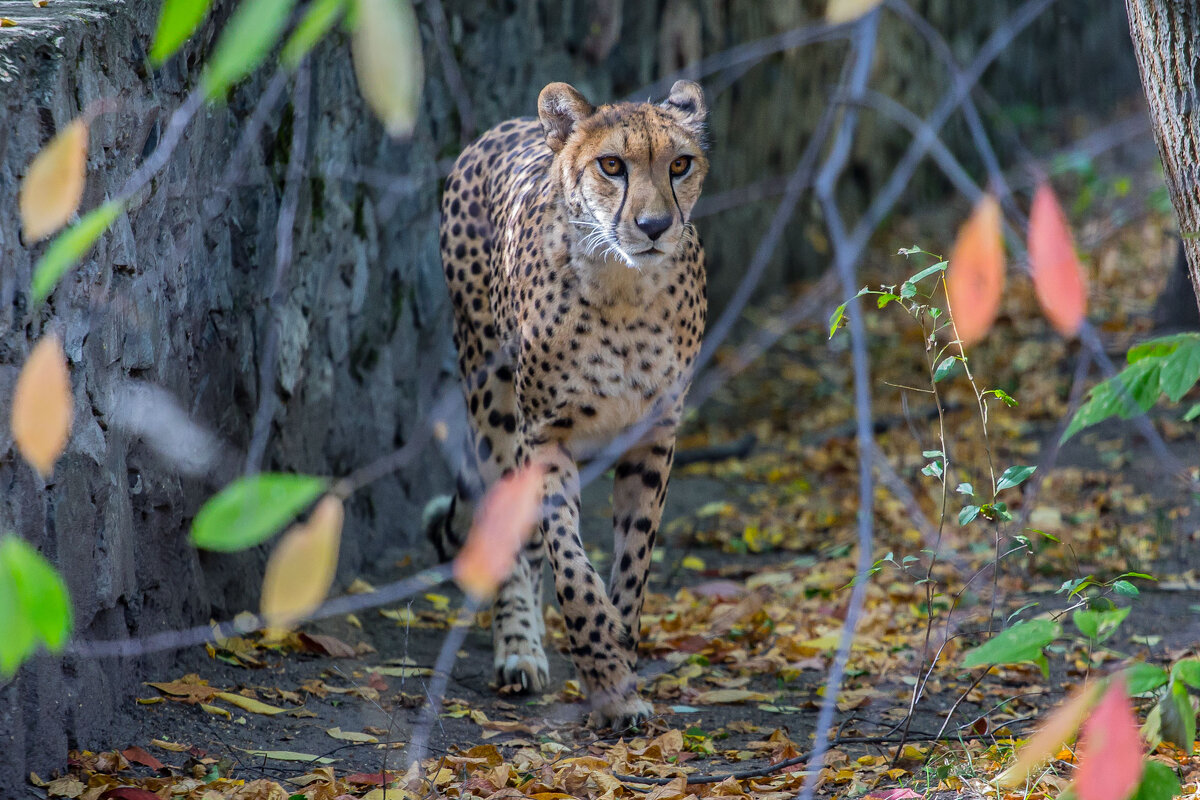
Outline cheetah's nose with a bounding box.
[635,215,672,242]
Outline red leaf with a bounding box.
[1028,182,1087,337]
[1074,678,1144,800]
[120,746,165,771]
[453,464,545,599]
[345,771,398,786]
[101,789,162,800]
[946,194,1005,347]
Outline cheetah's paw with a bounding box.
[588,694,653,731]
[494,641,550,693]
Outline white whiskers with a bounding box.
[570,218,637,269]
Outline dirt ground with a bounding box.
[42,126,1200,799]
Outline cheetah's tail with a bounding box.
[423,494,460,562]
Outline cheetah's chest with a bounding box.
[521,299,687,455]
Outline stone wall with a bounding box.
[0,0,1139,789]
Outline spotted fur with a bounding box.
[429,80,709,729]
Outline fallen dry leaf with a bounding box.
[119,746,164,771]
[214,691,287,716]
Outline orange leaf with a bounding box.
[453,464,545,599]
[260,495,344,629]
[12,334,74,477]
[996,682,1101,787]
[1028,182,1087,337]
[20,119,88,243]
[825,0,884,23]
[1074,678,1144,800]
[946,194,1005,347]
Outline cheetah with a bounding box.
[426,80,709,729]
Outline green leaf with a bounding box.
[956,482,974,496]
[191,474,328,552]
[958,505,981,526]
[933,357,957,382]
[0,551,36,677]
[31,200,123,305]
[996,465,1036,492]
[151,0,214,64]
[1123,662,1169,695]
[1073,606,1129,642]
[203,0,300,98]
[875,292,900,309]
[828,303,847,339]
[1063,360,1165,442]
[1185,403,1200,422]
[961,618,1061,670]
[906,260,948,285]
[921,450,944,459]
[1172,658,1200,690]
[1112,579,1140,598]
[1130,760,1182,800]
[1160,340,1200,402]
[281,0,345,68]
[0,535,73,677]
[1127,333,1194,364]
[986,388,1018,407]
[1158,679,1196,753]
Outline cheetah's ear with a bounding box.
[661,80,708,143]
[538,83,594,152]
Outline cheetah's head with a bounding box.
[538,80,709,269]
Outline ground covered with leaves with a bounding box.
[37,137,1200,800]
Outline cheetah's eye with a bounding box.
[598,156,626,177]
[669,156,692,177]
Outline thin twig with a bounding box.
[797,12,880,800]
[245,64,312,474]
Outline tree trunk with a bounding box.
[1126,0,1200,318]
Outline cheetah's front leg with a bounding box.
[534,444,652,729]
[609,432,676,658]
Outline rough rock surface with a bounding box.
[0,0,1138,791]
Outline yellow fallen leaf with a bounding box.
[150,739,189,752]
[20,119,88,242]
[201,703,231,719]
[693,689,770,704]
[214,691,287,716]
[326,727,379,743]
[0,17,16,26]
[12,334,73,477]
[369,665,432,678]
[424,592,450,611]
[135,697,163,705]
[236,748,334,764]
[260,495,344,629]
[681,555,705,570]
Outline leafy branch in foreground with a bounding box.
[1064,332,1200,442]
